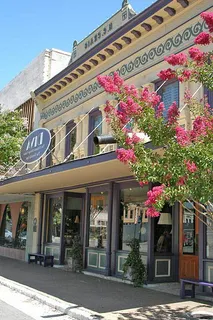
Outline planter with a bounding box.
[67,257,77,272]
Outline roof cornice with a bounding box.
[34,0,187,99]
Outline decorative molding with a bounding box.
[155,259,171,277]
[131,30,142,38]
[41,20,207,121]
[164,7,176,16]
[98,253,106,269]
[117,255,127,273]
[141,23,152,31]
[88,251,98,268]
[113,42,123,50]
[152,15,164,24]
[177,0,189,8]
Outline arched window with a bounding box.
[16,202,28,248]
[0,205,12,245]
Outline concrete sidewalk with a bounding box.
[0,256,213,319]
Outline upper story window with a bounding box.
[65,120,76,161]
[88,109,102,156]
[156,80,179,116]
[204,87,213,109]
[46,130,55,167]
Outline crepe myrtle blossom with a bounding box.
[194,32,212,45]
[116,148,137,164]
[185,160,198,173]
[97,11,213,220]
[201,12,213,33]
[164,53,188,66]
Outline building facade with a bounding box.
[0,49,70,261]
[0,0,213,285]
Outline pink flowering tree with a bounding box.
[97,12,213,227]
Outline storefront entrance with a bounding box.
[179,202,199,279]
[44,192,83,264]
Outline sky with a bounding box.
[0,0,155,90]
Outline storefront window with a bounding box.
[182,201,196,255]
[0,205,12,246]
[47,197,62,244]
[154,204,172,254]
[119,186,149,252]
[89,192,108,248]
[16,202,28,248]
[206,215,213,258]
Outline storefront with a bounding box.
[0,195,35,261]
[33,175,179,282]
[0,0,212,285]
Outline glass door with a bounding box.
[45,195,63,263]
[64,194,83,263]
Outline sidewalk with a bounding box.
[0,256,213,319]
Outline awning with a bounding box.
[0,152,132,194]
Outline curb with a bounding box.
[0,276,104,320]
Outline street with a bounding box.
[0,284,74,320]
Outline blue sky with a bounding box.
[0,0,154,90]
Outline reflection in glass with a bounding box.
[64,197,81,246]
[119,187,149,252]
[0,205,12,244]
[153,203,172,254]
[89,192,108,248]
[48,197,62,244]
[182,202,195,254]
[91,113,102,155]
[16,202,28,248]
[206,215,213,258]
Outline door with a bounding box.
[63,193,83,263]
[179,201,199,279]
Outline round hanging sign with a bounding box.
[20,128,51,164]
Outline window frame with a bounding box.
[65,120,76,160]
[88,109,102,156]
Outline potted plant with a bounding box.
[123,238,146,287]
[67,235,83,272]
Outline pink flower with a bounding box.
[176,176,186,186]
[165,53,188,66]
[113,72,124,87]
[123,84,139,98]
[191,116,207,138]
[146,207,160,217]
[185,160,197,173]
[175,126,191,146]
[167,102,179,125]
[140,87,161,107]
[97,72,124,94]
[139,181,148,187]
[116,148,137,164]
[178,70,192,82]
[156,102,165,118]
[189,47,204,63]
[145,185,165,206]
[115,110,130,126]
[201,12,213,33]
[194,32,212,45]
[157,68,176,81]
[104,100,113,113]
[126,133,141,145]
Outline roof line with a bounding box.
[34,0,173,96]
